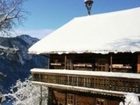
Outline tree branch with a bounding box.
[0,0,25,36]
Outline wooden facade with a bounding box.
[48,89,122,105]
[31,52,140,105]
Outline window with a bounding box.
[96,98,106,105]
[67,94,74,105]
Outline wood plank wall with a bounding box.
[50,89,121,105]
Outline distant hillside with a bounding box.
[0,35,48,93]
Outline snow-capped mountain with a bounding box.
[0,35,48,93]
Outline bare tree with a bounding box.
[0,0,25,36]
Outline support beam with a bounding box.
[64,54,67,69]
[110,53,113,72]
[137,53,140,73]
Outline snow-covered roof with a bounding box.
[29,7,140,54]
[31,68,140,79]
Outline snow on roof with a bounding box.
[29,7,140,54]
[31,68,140,79]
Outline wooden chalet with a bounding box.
[29,7,140,105]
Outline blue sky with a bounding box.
[15,0,140,39]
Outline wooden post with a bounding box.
[64,54,67,69]
[110,53,113,72]
[84,78,86,87]
[77,77,78,86]
[65,92,67,105]
[47,88,53,105]
[48,55,50,69]
[39,86,42,105]
[137,53,140,73]
[67,75,69,85]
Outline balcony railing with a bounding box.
[31,68,140,95]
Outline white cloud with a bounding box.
[12,29,54,39]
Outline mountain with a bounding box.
[0,35,48,93]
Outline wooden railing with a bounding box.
[32,72,140,94]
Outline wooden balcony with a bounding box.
[31,68,140,97]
